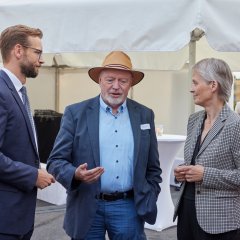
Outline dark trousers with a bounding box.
[177,198,240,240]
[0,228,33,240]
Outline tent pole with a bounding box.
[188,28,205,115]
[188,39,196,115]
[130,86,134,99]
[55,67,60,112]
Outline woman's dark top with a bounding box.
[183,118,206,200]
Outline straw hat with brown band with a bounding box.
[88,51,144,86]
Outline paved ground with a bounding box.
[32,187,180,240]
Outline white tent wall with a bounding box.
[133,70,189,135]
[26,68,56,111]
[58,69,100,110]
[23,35,239,137]
[1,0,240,52]
[25,66,189,137]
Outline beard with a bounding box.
[103,94,125,108]
[20,61,38,78]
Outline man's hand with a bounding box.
[36,169,55,189]
[75,163,104,184]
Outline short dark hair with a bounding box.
[0,24,43,63]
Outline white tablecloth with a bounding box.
[145,134,186,231]
[37,163,67,205]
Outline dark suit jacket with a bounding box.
[174,104,240,234]
[47,96,162,239]
[0,70,39,235]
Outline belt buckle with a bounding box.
[101,193,107,200]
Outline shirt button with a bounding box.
[116,145,118,147]
[116,176,119,179]
[115,130,117,133]
[197,190,201,194]
[116,160,119,163]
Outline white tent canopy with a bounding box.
[1,0,240,53]
[1,0,240,71]
[1,0,240,72]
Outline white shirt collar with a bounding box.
[1,67,23,92]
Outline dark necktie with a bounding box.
[20,86,37,147]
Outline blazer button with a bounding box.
[197,190,201,194]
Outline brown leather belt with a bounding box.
[96,189,134,201]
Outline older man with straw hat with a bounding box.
[47,51,162,240]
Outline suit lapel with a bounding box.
[12,90,38,153]
[187,112,205,164]
[0,71,38,155]
[197,104,230,156]
[86,97,100,167]
[127,99,141,168]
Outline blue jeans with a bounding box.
[73,198,146,240]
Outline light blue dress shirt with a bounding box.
[99,96,134,193]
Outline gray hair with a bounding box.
[192,58,233,102]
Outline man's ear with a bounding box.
[14,44,22,60]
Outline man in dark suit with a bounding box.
[0,25,55,240]
[47,51,162,239]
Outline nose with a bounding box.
[39,56,45,64]
[190,84,194,93]
[112,80,120,89]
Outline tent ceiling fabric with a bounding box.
[52,50,189,70]
[0,0,240,53]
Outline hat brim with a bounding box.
[88,67,144,86]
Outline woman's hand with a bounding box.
[174,164,204,182]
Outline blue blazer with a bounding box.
[47,96,162,239]
[0,70,39,235]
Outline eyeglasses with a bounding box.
[22,45,43,61]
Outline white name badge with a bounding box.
[140,123,150,130]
